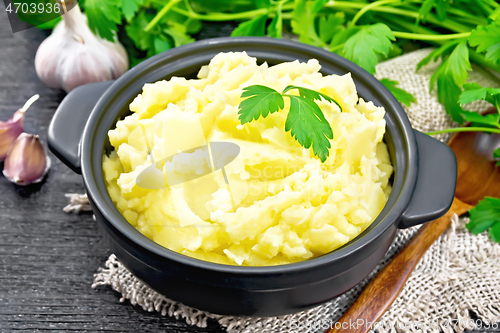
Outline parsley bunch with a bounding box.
[238,85,341,162]
[32,1,500,114]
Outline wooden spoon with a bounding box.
[326,121,500,333]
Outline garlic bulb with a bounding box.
[35,0,129,92]
[3,133,51,186]
[0,94,39,161]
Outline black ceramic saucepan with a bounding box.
[48,37,457,317]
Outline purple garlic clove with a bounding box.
[0,94,39,161]
[0,112,23,161]
[3,133,51,186]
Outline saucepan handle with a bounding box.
[399,130,457,229]
[48,81,114,174]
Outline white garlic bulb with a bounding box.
[35,1,129,93]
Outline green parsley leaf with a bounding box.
[267,2,283,38]
[256,0,271,9]
[426,41,470,91]
[84,0,122,41]
[319,13,345,44]
[442,41,471,87]
[460,82,491,104]
[379,78,417,107]
[436,71,465,123]
[238,85,284,124]
[164,23,195,47]
[459,82,500,108]
[460,110,500,128]
[312,0,328,13]
[125,11,154,51]
[490,221,500,243]
[231,14,268,37]
[124,9,193,59]
[153,35,173,54]
[458,83,500,128]
[418,0,450,23]
[428,41,471,123]
[469,19,500,64]
[466,197,500,244]
[291,0,324,47]
[417,40,459,71]
[121,0,144,22]
[330,26,358,52]
[285,95,333,163]
[494,147,500,167]
[490,4,500,21]
[378,43,403,63]
[238,85,340,162]
[282,85,343,111]
[185,19,202,35]
[342,23,395,74]
[36,16,61,30]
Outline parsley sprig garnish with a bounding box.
[466,197,500,244]
[238,85,342,162]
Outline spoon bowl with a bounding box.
[449,131,500,205]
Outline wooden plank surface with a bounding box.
[0,4,498,333]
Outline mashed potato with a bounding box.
[103,52,393,266]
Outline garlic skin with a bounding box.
[3,133,51,186]
[0,94,39,161]
[35,2,129,93]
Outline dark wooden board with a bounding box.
[0,3,498,332]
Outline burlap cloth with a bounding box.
[65,48,500,333]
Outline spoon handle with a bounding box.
[325,197,473,333]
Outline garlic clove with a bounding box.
[3,133,51,186]
[0,94,39,161]
[35,2,129,93]
[0,117,23,162]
